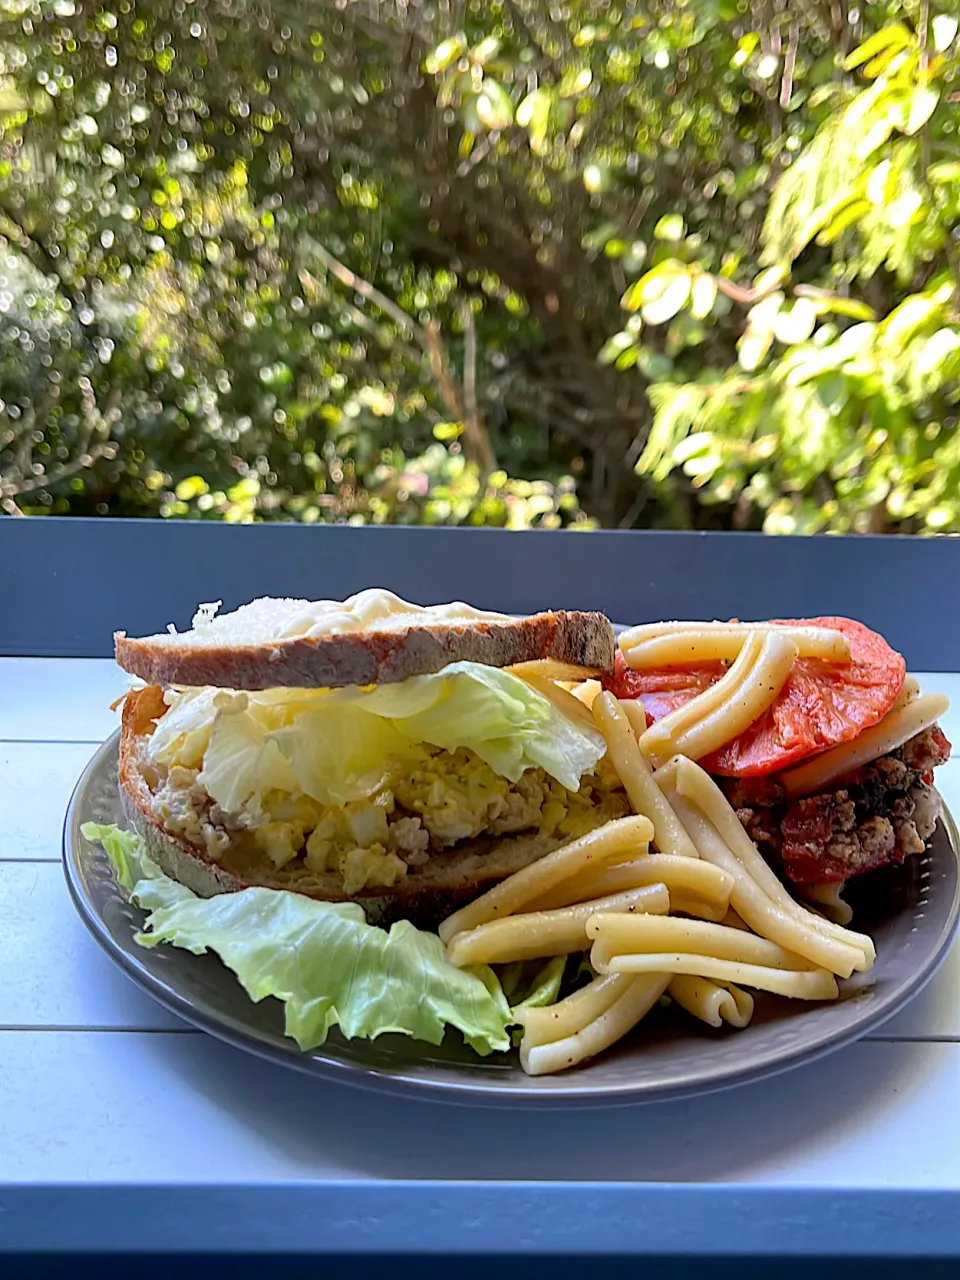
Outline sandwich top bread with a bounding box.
[115,589,616,689]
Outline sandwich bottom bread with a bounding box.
[115,592,625,926]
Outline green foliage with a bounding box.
[0,1,958,535]
[631,9,960,535]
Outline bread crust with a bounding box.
[115,610,615,690]
[117,685,630,929]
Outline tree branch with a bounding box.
[780,21,799,108]
[0,440,118,501]
[305,237,430,346]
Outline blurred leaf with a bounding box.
[810,296,876,321]
[817,199,872,244]
[598,331,635,364]
[654,214,686,242]
[625,261,692,324]
[932,15,958,53]
[689,274,718,320]
[929,161,960,184]
[558,66,593,97]
[773,298,818,344]
[642,277,692,325]
[175,475,209,501]
[425,33,467,74]
[476,79,513,130]
[581,221,620,252]
[432,421,464,441]
[843,25,913,72]
[903,87,939,136]
[738,326,773,370]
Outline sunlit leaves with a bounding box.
[689,273,717,320]
[425,33,467,75]
[843,24,913,73]
[772,298,817,345]
[903,86,939,136]
[2,0,959,536]
[622,260,691,324]
[932,15,959,53]
[476,79,513,130]
[654,213,685,241]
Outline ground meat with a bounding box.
[391,816,430,867]
[489,773,547,835]
[724,776,785,811]
[718,725,950,885]
[902,725,951,774]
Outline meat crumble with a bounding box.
[720,725,951,885]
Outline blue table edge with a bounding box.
[0,1184,958,1256]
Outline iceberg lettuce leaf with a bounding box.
[82,822,512,1055]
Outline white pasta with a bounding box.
[438,814,654,943]
[800,882,853,926]
[672,757,876,970]
[448,614,944,1076]
[638,630,799,767]
[667,976,754,1029]
[669,790,864,979]
[619,621,851,665]
[592,952,839,1002]
[585,912,817,972]
[592,693,701,859]
[445,883,670,967]
[526,854,733,914]
[519,975,669,1075]
[514,974,632,1046]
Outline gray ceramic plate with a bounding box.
[64,730,960,1109]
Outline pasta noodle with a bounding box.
[800,882,853,926]
[620,698,650,739]
[669,789,864,979]
[514,667,604,734]
[780,691,949,797]
[667,976,754,1029]
[618,621,851,665]
[672,757,876,969]
[592,693,701,859]
[568,678,602,710]
[507,659,604,683]
[520,975,669,1075]
[445,883,670,967]
[722,909,752,931]
[586,912,817,971]
[638,630,799,767]
[437,814,654,943]
[514,973,632,1045]
[525,854,733,914]
[592,952,839,1002]
[669,894,729,923]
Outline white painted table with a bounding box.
[3,656,960,1261]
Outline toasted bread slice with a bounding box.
[118,685,630,929]
[115,593,615,690]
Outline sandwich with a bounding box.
[113,590,628,926]
[84,600,952,1073]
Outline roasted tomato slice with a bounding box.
[605,616,906,777]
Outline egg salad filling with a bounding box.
[140,661,617,894]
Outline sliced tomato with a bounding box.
[605,617,906,777]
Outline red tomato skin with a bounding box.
[605,617,906,778]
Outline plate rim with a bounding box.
[63,729,960,1110]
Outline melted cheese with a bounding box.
[188,589,509,642]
